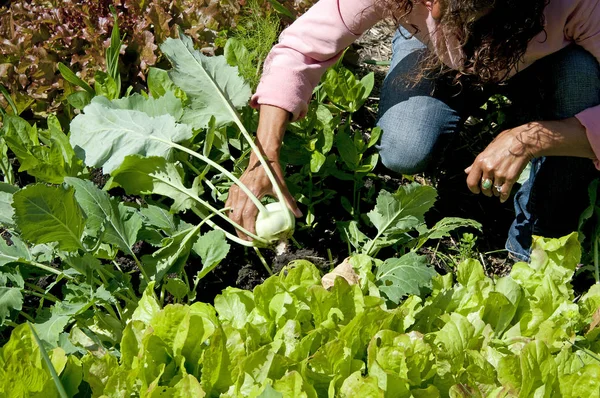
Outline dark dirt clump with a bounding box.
[271,248,331,274]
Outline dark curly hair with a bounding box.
[383,0,549,85]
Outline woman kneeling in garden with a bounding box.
[227,0,600,261]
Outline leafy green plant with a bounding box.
[281,65,380,227]
[224,0,281,90]
[2,233,599,396]
[0,0,309,118]
[69,33,295,249]
[579,179,600,283]
[338,183,481,257]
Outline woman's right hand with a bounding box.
[226,154,301,241]
[225,105,302,241]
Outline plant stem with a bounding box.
[168,140,267,213]
[594,234,599,284]
[253,247,273,275]
[19,311,35,323]
[23,290,57,303]
[25,283,60,302]
[190,206,259,247]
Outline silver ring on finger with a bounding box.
[494,184,503,193]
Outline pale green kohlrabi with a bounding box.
[255,202,295,242]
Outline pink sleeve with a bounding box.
[565,0,600,169]
[251,0,384,120]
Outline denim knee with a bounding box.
[377,95,461,175]
[541,45,600,118]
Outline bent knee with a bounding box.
[376,96,460,175]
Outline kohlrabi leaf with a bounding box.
[375,252,437,304]
[0,234,32,267]
[63,178,110,238]
[192,230,230,280]
[364,184,437,256]
[141,225,201,283]
[93,92,183,120]
[0,182,18,227]
[65,177,142,255]
[3,115,81,184]
[111,155,201,213]
[12,184,85,251]
[413,217,482,250]
[0,287,23,326]
[160,33,252,128]
[140,204,177,235]
[69,99,193,174]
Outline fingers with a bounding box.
[465,163,482,194]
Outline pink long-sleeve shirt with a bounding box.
[251,0,600,168]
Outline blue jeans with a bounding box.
[377,28,600,261]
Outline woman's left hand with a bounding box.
[465,123,537,202]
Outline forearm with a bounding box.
[251,105,290,162]
[521,117,596,159]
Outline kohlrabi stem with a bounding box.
[190,207,263,247]
[594,233,599,284]
[253,247,273,275]
[167,140,267,213]
[180,158,224,204]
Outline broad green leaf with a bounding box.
[94,71,119,100]
[70,99,193,174]
[375,252,437,304]
[258,384,284,398]
[368,185,437,235]
[414,217,482,250]
[132,282,159,324]
[164,278,189,300]
[66,91,93,110]
[34,313,71,347]
[519,340,558,397]
[111,155,201,213]
[58,62,94,95]
[560,364,600,397]
[64,177,142,254]
[224,38,252,69]
[214,287,255,329]
[160,33,252,128]
[64,177,111,237]
[147,67,187,101]
[336,130,360,170]
[456,259,486,288]
[141,204,177,234]
[266,0,295,19]
[3,115,81,183]
[339,370,383,397]
[12,184,84,251]
[310,151,326,173]
[322,68,371,113]
[0,324,52,395]
[338,221,369,252]
[192,230,230,280]
[148,374,205,397]
[364,184,437,255]
[367,330,435,393]
[142,225,201,283]
[0,287,23,326]
[94,92,183,120]
[272,371,317,398]
[0,234,32,267]
[0,183,18,226]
